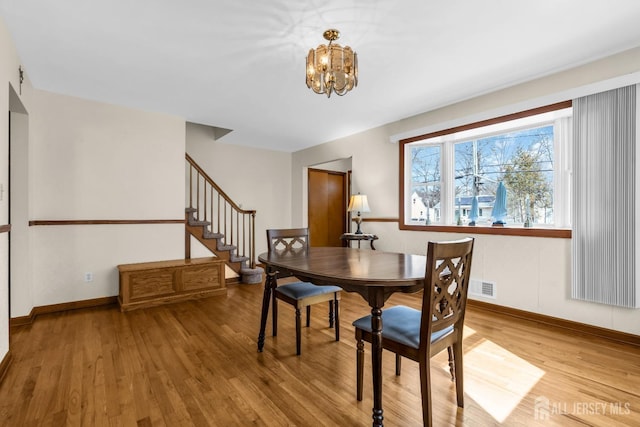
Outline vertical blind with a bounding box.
[572,85,637,308]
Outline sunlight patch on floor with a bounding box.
[464,339,545,423]
[462,325,477,339]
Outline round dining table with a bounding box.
[258,246,427,427]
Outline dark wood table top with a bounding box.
[258,246,426,301]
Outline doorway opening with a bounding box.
[306,158,352,247]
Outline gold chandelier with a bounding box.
[306,29,358,97]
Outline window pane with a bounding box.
[453,125,554,225]
[410,144,441,223]
[500,125,554,225]
[454,141,487,224]
[411,145,441,183]
[410,185,440,223]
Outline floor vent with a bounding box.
[469,279,497,299]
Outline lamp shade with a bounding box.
[348,194,370,213]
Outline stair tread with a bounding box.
[203,232,224,239]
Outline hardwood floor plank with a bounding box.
[64,329,84,426]
[2,280,639,426]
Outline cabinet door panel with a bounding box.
[182,264,223,291]
[129,270,175,299]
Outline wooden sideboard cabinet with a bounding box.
[117,257,226,312]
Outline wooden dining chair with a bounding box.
[352,237,474,427]
[266,228,341,355]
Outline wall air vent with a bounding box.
[469,279,497,299]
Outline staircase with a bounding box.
[185,153,263,284]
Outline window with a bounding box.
[400,102,572,234]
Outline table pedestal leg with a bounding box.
[257,270,276,352]
[371,306,384,426]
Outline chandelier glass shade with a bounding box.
[306,29,358,97]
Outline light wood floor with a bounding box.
[1,280,639,426]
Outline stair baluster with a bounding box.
[185,153,263,284]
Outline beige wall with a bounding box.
[9,107,30,317]
[20,90,186,312]
[31,90,185,220]
[0,15,28,364]
[292,47,640,335]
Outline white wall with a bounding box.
[22,90,186,311]
[186,122,292,256]
[31,90,185,220]
[292,46,640,335]
[313,157,352,173]
[30,224,184,307]
[10,109,31,317]
[0,15,28,366]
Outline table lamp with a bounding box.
[348,193,370,234]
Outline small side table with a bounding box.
[340,233,379,250]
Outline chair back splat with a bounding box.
[420,238,474,354]
[268,227,309,254]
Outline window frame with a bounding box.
[398,101,572,238]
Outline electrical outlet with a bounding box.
[84,272,93,282]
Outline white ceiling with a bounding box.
[2,1,640,152]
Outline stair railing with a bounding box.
[186,153,256,269]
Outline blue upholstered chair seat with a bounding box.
[276,282,342,300]
[352,305,453,349]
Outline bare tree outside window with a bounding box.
[411,145,441,222]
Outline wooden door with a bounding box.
[308,168,346,247]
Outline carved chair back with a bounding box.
[420,237,475,352]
